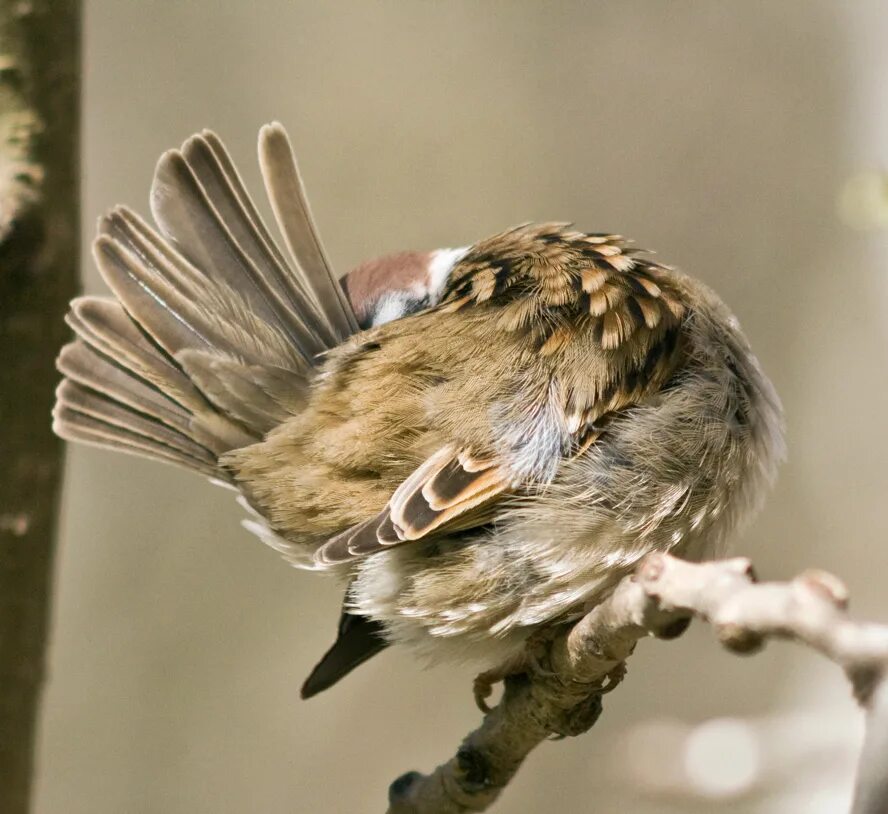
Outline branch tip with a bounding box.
[386,554,888,814]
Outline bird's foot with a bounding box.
[472,653,529,713]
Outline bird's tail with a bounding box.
[53,123,359,481]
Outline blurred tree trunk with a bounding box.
[0,2,80,812]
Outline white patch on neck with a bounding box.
[371,292,412,327]
[427,246,469,304]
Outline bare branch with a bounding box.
[386,553,888,814]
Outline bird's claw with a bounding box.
[473,672,497,713]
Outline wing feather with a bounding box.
[314,448,510,565]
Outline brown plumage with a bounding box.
[54,124,785,698]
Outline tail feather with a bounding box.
[92,227,301,369]
[151,149,317,350]
[54,123,359,480]
[55,379,217,467]
[54,409,219,477]
[199,131,294,275]
[57,340,196,438]
[65,297,209,414]
[177,350,296,434]
[300,612,389,699]
[181,132,321,332]
[258,123,359,342]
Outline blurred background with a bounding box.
[34,1,888,812]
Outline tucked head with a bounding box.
[342,248,467,329]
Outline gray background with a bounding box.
[35,2,888,812]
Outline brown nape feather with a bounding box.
[342,251,433,328]
[54,123,359,479]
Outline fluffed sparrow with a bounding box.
[54,123,784,699]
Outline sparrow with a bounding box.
[53,123,785,701]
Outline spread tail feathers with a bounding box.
[53,123,358,478]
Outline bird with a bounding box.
[53,123,785,703]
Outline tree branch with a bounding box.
[386,553,888,814]
[0,2,80,812]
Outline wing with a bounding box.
[315,446,511,565]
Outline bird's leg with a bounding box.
[473,651,530,713]
[472,628,556,712]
